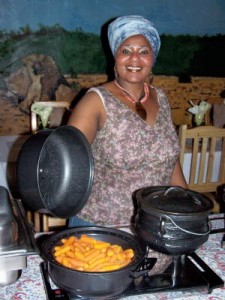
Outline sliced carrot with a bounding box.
[55,255,64,264]
[84,249,100,262]
[83,248,97,257]
[107,255,117,263]
[74,242,86,253]
[62,257,70,268]
[54,246,61,251]
[111,245,123,254]
[74,250,86,262]
[106,248,115,257]
[98,264,121,272]
[54,245,71,257]
[70,258,88,268]
[124,249,135,259]
[94,242,110,250]
[66,250,75,259]
[89,253,105,265]
[88,257,106,271]
[80,234,97,244]
[117,253,126,261]
[64,236,76,245]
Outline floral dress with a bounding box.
[76,86,180,227]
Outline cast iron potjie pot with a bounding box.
[133,186,214,255]
[41,226,153,298]
[16,125,94,218]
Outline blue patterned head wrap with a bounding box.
[108,15,161,62]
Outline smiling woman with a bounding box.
[67,15,187,229]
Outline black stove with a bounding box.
[40,251,224,300]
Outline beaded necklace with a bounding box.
[114,80,149,104]
[114,80,148,120]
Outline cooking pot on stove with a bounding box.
[133,186,214,255]
[16,125,94,218]
[41,226,156,298]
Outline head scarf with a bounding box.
[108,15,161,62]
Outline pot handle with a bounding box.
[129,257,157,279]
[161,215,211,236]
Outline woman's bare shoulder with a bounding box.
[68,87,106,143]
[75,87,104,110]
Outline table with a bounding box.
[0,215,225,300]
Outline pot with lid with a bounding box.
[133,186,214,255]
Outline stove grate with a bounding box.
[40,252,224,300]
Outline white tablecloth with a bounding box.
[0,216,225,299]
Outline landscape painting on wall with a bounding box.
[0,0,224,135]
[1,0,225,79]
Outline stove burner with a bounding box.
[40,252,224,300]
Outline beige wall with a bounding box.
[0,75,224,135]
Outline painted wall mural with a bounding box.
[0,0,225,77]
[0,0,224,135]
[1,0,225,36]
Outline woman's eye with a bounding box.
[121,48,131,54]
[140,49,149,55]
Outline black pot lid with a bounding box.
[17,125,94,218]
[38,126,94,218]
[136,186,214,214]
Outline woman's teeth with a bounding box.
[127,66,142,72]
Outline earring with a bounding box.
[149,72,154,84]
[114,66,118,80]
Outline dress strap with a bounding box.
[87,87,106,109]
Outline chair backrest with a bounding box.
[178,125,225,193]
[31,101,70,133]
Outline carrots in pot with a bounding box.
[53,234,135,272]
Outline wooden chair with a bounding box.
[178,125,225,213]
[28,101,70,232]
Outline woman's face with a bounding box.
[114,34,154,85]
